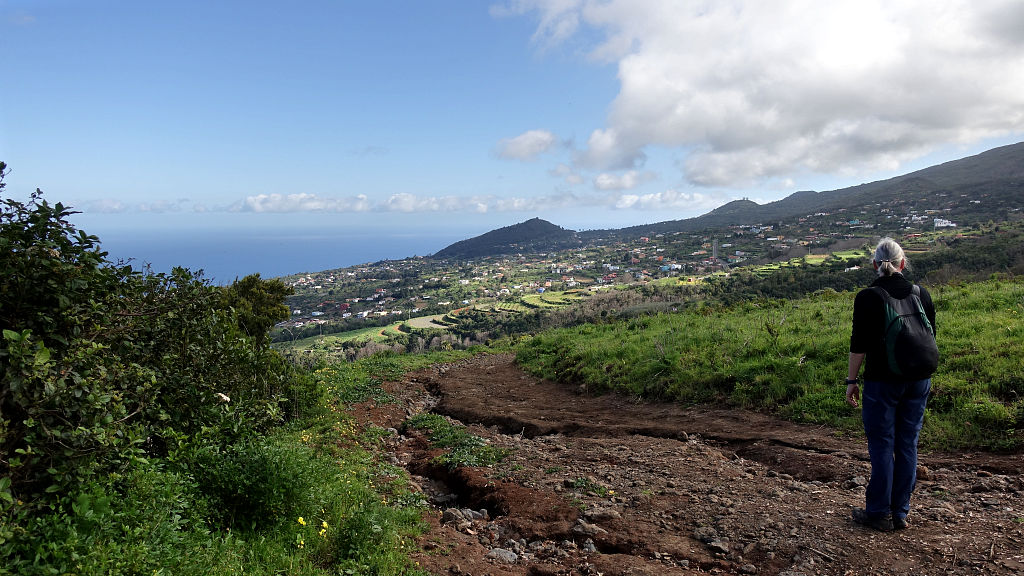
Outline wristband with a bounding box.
[845,378,859,386]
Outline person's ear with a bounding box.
[873,261,879,270]
[899,259,905,271]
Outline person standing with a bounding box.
[845,237,937,531]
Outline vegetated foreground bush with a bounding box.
[0,186,295,499]
[515,278,1024,451]
[1,167,431,575]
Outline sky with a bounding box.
[3,0,1024,240]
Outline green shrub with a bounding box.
[1,181,302,500]
[0,464,208,576]
[404,413,508,468]
[188,437,328,531]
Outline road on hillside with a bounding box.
[354,354,1024,576]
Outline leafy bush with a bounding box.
[1,176,301,500]
[1,166,430,575]
[0,465,208,576]
[188,437,328,531]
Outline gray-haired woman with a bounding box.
[845,237,937,531]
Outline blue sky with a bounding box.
[3,0,1024,239]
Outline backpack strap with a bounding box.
[869,285,891,303]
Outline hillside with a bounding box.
[432,217,581,260]
[419,142,1024,258]
[573,141,1024,241]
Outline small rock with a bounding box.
[694,526,719,543]
[925,503,957,519]
[584,507,622,521]
[441,509,465,525]
[582,538,597,553]
[573,521,608,537]
[851,476,868,487]
[977,469,993,477]
[741,564,758,574]
[708,540,731,554]
[916,464,931,481]
[486,548,518,564]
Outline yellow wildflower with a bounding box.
[297,516,306,526]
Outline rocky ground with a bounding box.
[350,354,1024,576]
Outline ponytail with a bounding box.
[873,237,906,277]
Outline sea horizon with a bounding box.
[89,226,473,284]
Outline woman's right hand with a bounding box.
[846,383,860,408]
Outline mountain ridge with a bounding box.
[432,142,1024,259]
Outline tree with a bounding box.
[220,274,293,342]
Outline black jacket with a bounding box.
[850,273,937,382]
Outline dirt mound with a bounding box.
[358,354,1024,575]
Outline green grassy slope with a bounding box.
[515,278,1024,451]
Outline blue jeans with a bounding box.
[861,378,931,520]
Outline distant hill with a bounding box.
[432,217,580,260]
[580,141,1024,240]
[432,142,1024,259]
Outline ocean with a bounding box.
[91,226,472,284]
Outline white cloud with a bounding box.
[231,193,372,213]
[613,189,722,212]
[137,198,194,213]
[491,0,583,50]
[593,170,654,191]
[499,0,1024,187]
[82,197,208,214]
[210,188,725,216]
[576,127,645,170]
[496,129,559,160]
[549,163,584,185]
[381,193,483,213]
[83,198,128,213]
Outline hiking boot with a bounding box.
[852,508,892,532]
[892,516,909,530]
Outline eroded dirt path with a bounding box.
[359,354,1024,576]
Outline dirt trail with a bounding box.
[358,354,1024,576]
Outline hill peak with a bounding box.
[432,218,579,260]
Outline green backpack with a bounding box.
[871,285,939,380]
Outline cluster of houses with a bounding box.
[278,201,966,330]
